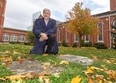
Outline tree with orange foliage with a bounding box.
[66,2,98,47]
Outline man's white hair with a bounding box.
[43,8,51,14]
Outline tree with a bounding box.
[27,31,35,43]
[66,2,98,47]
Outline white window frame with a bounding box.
[10,34,17,42]
[19,35,25,42]
[97,22,104,42]
[74,34,78,42]
[2,33,9,41]
[85,35,90,42]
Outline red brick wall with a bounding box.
[3,28,28,43]
[0,0,6,42]
[56,15,116,48]
[110,0,116,11]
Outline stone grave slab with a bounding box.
[58,54,94,65]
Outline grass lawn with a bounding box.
[0,44,116,83]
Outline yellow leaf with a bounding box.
[4,51,10,54]
[13,51,20,54]
[59,60,69,65]
[0,78,5,81]
[92,55,99,61]
[6,74,26,80]
[44,78,50,83]
[71,76,81,83]
[86,68,94,74]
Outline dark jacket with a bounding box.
[31,18,58,54]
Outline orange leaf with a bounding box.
[88,78,93,83]
[1,56,6,61]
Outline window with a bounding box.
[2,33,9,41]
[58,29,62,42]
[74,34,78,42]
[112,18,116,28]
[19,35,25,42]
[97,22,103,42]
[10,34,17,42]
[66,32,70,42]
[85,35,90,42]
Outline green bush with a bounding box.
[9,41,16,44]
[94,42,107,49]
[80,40,84,47]
[58,42,62,46]
[72,42,78,47]
[24,42,33,46]
[62,41,69,47]
[84,41,92,47]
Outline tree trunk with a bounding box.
[78,33,82,48]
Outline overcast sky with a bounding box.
[4,0,110,30]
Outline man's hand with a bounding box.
[40,33,48,41]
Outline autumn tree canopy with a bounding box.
[66,2,99,47]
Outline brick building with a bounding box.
[2,27,28,43]
[0,0,27,43]
[0,0,116,47]
[57,0,116,48]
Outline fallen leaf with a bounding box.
[17,56,23,64]
[0,78,5,81]
[71,76,82,83]
[44,78,50,83]
[86,68,94,74]
[6,74,26,80]
[59,60,69,65]
[92,55,99,61]
[1,56,6,61]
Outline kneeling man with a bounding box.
[30,8,58,55]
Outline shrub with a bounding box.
[84,41,92,47]
[58,42,62,46]
[80,40,84,47]
[9,41,16,44]
[94,42,107,49]
[62,41,69,47]
[24,42,33,46]
[72,42,78,47]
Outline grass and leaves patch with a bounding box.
[0,44,116,83]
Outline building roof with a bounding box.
[4,27,27,32]
[93,10,116,17]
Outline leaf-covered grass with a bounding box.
[0,44,116,83]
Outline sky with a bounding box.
[4,0,110,30]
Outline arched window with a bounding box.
[10,34,17,42]
[112,18,116,29]
[2,33,9,41]
[97,22,103,42]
